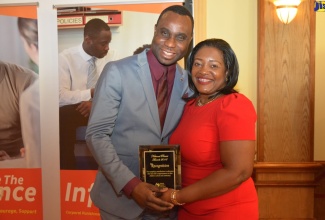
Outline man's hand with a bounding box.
[131,182,174,212]
[76,101,92,117]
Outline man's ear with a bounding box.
[84,35,92,44]
[154,24,157,34]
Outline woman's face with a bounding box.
[191,46,227,97]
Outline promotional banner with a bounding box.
[0,7,42,220]
[0,169,42,220]
[60,170,99,220]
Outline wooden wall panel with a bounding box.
[314,162,325,220]
[256,0,318,219]
[258,187,315,219]
[257,0,315,162]
[193,0,206,45]
[254,162,322,219]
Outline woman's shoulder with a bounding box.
[221,93,253,107]
[218,93,256,116]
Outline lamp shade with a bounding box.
[274,0,301,24]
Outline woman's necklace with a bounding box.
[197,93,222,107]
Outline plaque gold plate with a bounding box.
[139,145,181,189]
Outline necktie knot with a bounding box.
[90,56,96,64]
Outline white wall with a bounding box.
[206,0,257,109]
[58,11,159,58]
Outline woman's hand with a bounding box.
[160,188,173,203]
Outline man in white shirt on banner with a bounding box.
[59,18,119,170]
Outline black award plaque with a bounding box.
[139,145,181,189]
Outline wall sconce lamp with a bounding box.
[274,0,301,24]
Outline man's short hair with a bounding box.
[156,5,194,31]
[84,18,110,38]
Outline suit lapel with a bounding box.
[137,52,161,133]
[137,52,188,137]
[162,65,187,136]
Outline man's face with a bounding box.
[86,29,111,58]
[151,11,193,66]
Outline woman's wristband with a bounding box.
[170,190,185,205]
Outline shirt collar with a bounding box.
[147,50,176,81]
[79,44,93,62]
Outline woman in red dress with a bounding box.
[161,38,259,219]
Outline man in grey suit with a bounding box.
[86,5,194,220]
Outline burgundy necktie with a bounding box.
[157,70,168,130]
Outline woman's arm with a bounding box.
[161,140,255,204]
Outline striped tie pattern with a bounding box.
[157,70,168,130]
[86,57,98,89]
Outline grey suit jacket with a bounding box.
[86,50,189,219]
